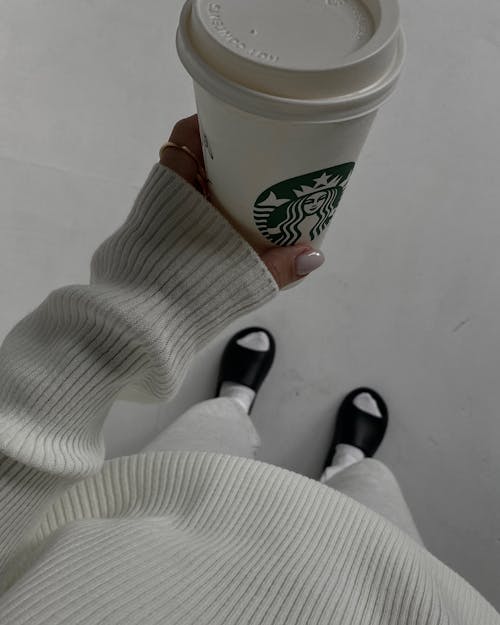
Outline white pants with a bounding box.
[141,398,424,546]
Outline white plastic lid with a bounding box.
[177,0,405,121]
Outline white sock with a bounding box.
[319,444,365,483]
[219,381,256,413]
[353,392,383,418]
[218,331,270,413]
[319,392,382,484]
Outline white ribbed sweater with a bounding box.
[0,163,498,624]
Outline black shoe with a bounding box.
[323,388,389,471]
[215,328,276,415]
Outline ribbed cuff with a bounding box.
[89,163,279,396]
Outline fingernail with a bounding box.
[296,250,325,276]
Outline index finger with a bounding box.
[169,114,205,166]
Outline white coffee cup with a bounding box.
[176,0,405,284]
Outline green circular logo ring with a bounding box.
[253,162,355,246]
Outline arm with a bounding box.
[0,162,278,583]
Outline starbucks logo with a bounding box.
[253,162,355,246]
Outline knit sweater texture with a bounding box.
[0,163,498,624]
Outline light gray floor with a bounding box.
[0,0,499,611]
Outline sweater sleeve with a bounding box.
[0,163,278,578]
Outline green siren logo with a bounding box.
[253,162,355,246]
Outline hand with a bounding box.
[160,115,325,289]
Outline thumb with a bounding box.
[260,245,325,290]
